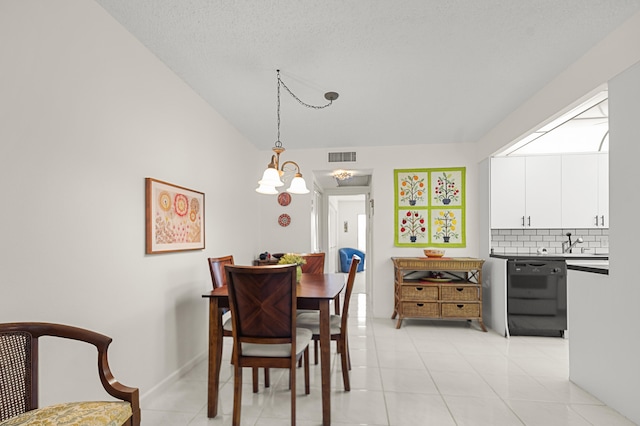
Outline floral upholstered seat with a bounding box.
[0,401,132,426]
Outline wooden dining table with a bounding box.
[202,272,345,426]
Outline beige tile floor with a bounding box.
[141,272,635,425]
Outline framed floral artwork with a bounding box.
[396,209,428,244]
[397,171,428,207]
[145,178,205,254]
[431,208,464,245]
[394,168,465,247]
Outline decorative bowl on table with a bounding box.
[424,248,445,258]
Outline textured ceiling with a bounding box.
[95,0,640,152]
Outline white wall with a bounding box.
[476,11,640,161]
[477,158,509,335]
[337,200,365,250]
[475,11,640,424]
[256,186,313,255]
[0,0,258,405]
[567,60,640,424]
[260,144,482,318]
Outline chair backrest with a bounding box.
[0,323,111,421]
[0,327,36,420]
[207,255,234,289]
[340,255,361,329]
[225,265,298,349]
[299,252,325,274]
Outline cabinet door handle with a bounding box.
[601,215,605,226]
[521,216,525,226]
[595,215,599,226]
[527,216,531,226]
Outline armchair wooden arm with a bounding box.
[0,322,140,426]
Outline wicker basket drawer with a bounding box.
[402,302,439,317]
[401,285,438,301]
[441,303,479,318]
[440,286,478,301]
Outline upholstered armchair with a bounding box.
[0,322,140,426]
[338,248,365,273]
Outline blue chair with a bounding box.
[339,248,365,272]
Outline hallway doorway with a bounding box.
[324,191,370,303]
[327,193,366,272]
[311,169,372,304]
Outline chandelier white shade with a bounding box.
[256,70,337,195]
[258,166,284,188]
[288,175,310,194]
[255,182,279,195]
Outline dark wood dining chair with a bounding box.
[296,255,361,391]
[299,252,325,274]
[225,264,311,426]
[0,322,140,426]
[207,255,269,391]
[296,252,342,315]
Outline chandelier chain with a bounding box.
[278,76,334,110]
[274,69,335,149]
[275,72,282,148]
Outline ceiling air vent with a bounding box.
[328,151,357,163]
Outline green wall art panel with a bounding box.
[394,167,466,248]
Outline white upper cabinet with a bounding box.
[491,156,562,228]
[491,157,526,228]
[561,153,608,228]
[492,153,609,229]
[562,154,598,228]
[525,156,562,228]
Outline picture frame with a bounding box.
[394,167,466,248]
[145,178,205,254]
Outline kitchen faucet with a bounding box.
[562,232,584,253]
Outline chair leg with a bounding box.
[264,368,270,388]
[290,360,297,426]
[232,365,243,426]
[339,337,350,391]
[304,347,310,395]
[252,367,259,393]
[313,339,319,365]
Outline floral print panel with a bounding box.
[145,178,205,254]
[0,401,132,426]
[394,168,466,248]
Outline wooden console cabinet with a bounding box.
[391,257,486,331]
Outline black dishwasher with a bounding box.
[507,260,567,337]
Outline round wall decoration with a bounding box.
[277,192,291,206]
[278,213,291,227]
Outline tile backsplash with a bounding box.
[491,228,609,255]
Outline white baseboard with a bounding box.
[139,351,207,405]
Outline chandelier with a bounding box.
[332,170,353,181]
[256,70,338,194]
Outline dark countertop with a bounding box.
[490,253,609,275]
[490,253,608,261]
[565,264,609,275]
